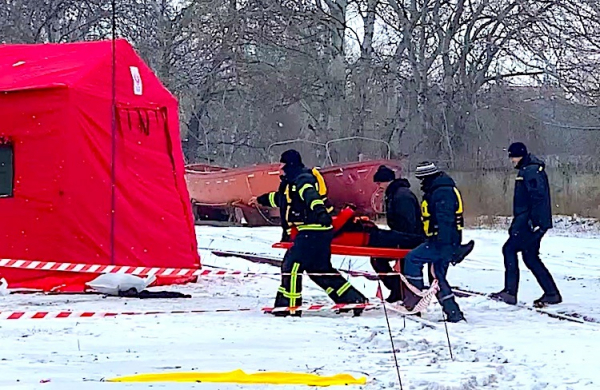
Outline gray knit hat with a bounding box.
[415,161,440,179]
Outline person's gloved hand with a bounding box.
[316,209,332,227]
[532,226,546,234]
[531,225,547,240]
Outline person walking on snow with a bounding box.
[491,142,562,307]
[402,162,468,323]
[249,149,368,316]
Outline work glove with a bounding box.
[532,226,546,234]
[530,225,546,241]
[315,208,332,227]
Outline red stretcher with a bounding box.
[275,207,411,259]
[272,241,409,259]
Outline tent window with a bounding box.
[0,142,14,198]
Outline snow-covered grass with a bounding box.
[1,226,600,389]
[473,214,600,237]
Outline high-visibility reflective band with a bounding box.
[296,224,333,231]
[421,200,432,236]
[336,282,352,297]
[326,287,334,295]
[326,207,334,213]
[268,192,277,207]
[284,186,292,222]
[290,263,301,307]
[516,177,523,181]
[298,183,313,200]
[309,199,324,210]
[284,186,292,202]
[454,188,463,213]
[278,286,301,298]
[439,293,455,302]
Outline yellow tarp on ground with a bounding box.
[107,369,367,386]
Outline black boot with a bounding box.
[445,309,466,323]
[336,294,369,316]
[533,293,562,308]
[490,290,517,305]
[451,240,475,265]
[268,309,302,317]
[385,290,403,304]
[439,295,465,323]
[401,291,421,311]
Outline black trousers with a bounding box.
[404,241,462,318]
[275,230,367,309]
[503,231,560,296]
[368,229,426,301]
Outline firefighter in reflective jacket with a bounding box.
[250,149,368,316]
[403,162,467,323]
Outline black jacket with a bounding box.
[257,167,331,233]
[421,173,464,246]
[510,154,552,235]
[384,179,424,237]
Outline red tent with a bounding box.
[0,39,200,292]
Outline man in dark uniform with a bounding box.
[250,149,368,316]
[491,142,562,307]
[370,165,425,302]
[402,162,468,323]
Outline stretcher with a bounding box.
[271,243,409,259]
[275,207,411,259]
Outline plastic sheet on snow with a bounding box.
[106,369,367,386]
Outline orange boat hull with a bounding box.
[185,160,404,226]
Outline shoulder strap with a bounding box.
[312,167,327,196]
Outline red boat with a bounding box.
[185,159,404,226]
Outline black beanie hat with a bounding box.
[280,149,303,167]
[373,165,395,183]
[508,142,528,158]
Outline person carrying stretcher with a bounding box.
[249,149,368,317]
[402,162,473,323]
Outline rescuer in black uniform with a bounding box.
[250,150,368,316]
[403,162,467,323]
[491,142,562,307]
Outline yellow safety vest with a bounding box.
[421,187,464,237]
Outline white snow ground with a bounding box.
[1,226,600,389]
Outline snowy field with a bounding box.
[1,225,600,389]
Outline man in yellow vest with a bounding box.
[403,162,468,322]
[250,150,368,316]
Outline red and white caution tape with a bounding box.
[384,279,439,315]
[0,258,412,278]
[0,258,202,278]
[0,303,377,320]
